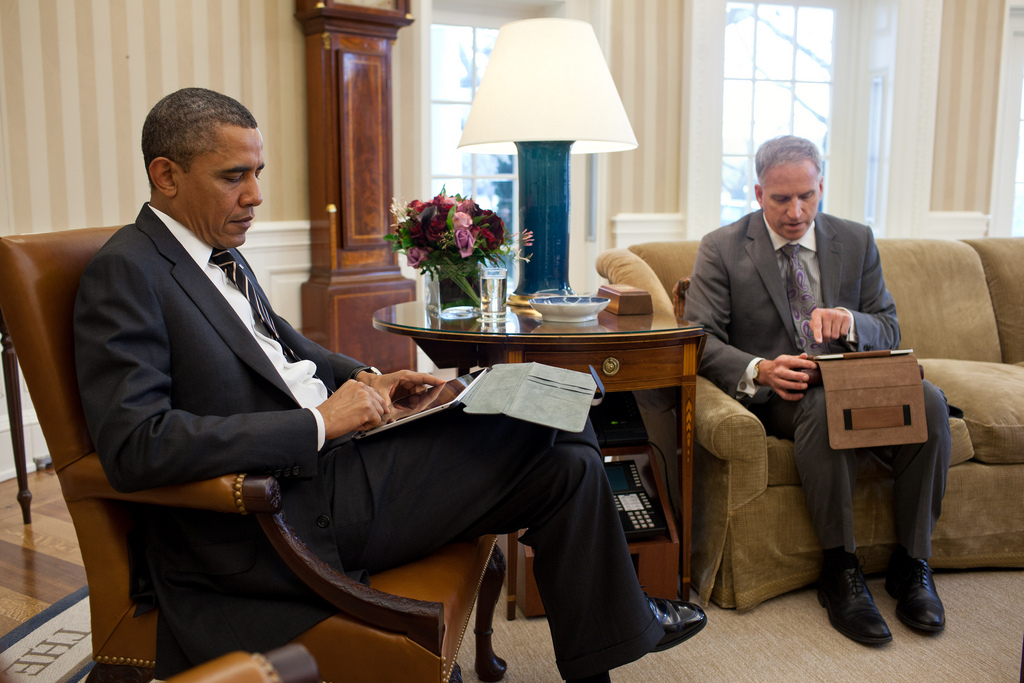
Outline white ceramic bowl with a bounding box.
[529,296,610,322]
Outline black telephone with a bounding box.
[603,458,669,540]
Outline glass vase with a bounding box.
[424,270,481,319]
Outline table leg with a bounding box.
[0,307,31,524]
[505,532,518,620]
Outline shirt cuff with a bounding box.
[309,407,326,450]
[837,307,857,343]
[737,357,763,397]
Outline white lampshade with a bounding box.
[458,18,637,155]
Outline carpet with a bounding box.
[0,587,93,683]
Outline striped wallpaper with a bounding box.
[0,0,309,236]
[0,0,1013,235]
[930,0,1004,213]
[605,0,685,220]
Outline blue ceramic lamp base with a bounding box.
[509,140,574,305]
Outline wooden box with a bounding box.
[598,284,653,315]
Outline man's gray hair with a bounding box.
[142,88,257,186]
[755,135,822,182]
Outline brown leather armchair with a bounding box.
[164,644,319,683]
[0,228,506,683]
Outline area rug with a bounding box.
[0,587,93,683]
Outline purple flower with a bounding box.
[454,227,475,258]
[406,246,431,268]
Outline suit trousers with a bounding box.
[321,411,664,680]
[749,380,951,559]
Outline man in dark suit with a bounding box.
[72,87,705,682]
[685,136,951,644]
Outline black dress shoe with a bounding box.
[648,596,707,652]
[885,556,945,632]
[817,565,892,644]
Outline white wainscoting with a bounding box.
[924,211,991,240]
[0,220,313,484]
[611,213,686,249]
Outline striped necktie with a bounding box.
[210,249,299,362]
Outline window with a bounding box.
[720,2,836,226]
[429,24,516,232]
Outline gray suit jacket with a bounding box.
[685,211,900,404]
[74,205,366,675]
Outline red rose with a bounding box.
[476,211,505,249]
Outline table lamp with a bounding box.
[457,18,636,304]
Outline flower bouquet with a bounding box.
[387,189,531,318]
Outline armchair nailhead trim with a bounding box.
[93,655,155,668]
[251,652,282,683]
[233,473,248,515]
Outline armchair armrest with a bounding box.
[61,452,450,655]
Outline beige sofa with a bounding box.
[596,238,1024,610]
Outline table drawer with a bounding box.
[523,344,684,390]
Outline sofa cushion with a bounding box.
[920,358,1024,465]
[964,238,1024,365]
[876,240,1002,363]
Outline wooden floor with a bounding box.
[0,469,87,638]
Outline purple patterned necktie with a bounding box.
[781,244,822,354]
[211,249,299,362]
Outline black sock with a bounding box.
[822,546,859,571]
[566,673,611,683]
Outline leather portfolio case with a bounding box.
[814,350,928,450]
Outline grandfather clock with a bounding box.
[295,0,416,371]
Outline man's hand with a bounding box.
[317,369,446,438]
[810,307,853,344]
[754,353,819,401]
[317,380,390,438]
[354,369,447,410]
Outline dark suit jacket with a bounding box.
[74,205,365,675]
[684,211,900,405]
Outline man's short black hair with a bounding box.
[141,88,257,186]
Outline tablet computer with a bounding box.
[352,368,489,439]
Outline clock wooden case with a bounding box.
[295,0,416,371]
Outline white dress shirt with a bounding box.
[150,206,327,447]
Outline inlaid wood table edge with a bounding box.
[371,302,707,620]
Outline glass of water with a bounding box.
[479,266,507,322]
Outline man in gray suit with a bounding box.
[685,136,950,644]
[73,88,705,682]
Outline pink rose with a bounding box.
[454,227,476,258]
[452,211,473,231]
[456,199,476,215]
[406,246,431,268]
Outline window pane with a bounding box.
[753,80,792,148]
[432,178,467,198]
[473,179,515,229]
[474,151,516,177]
[474,28,499,90]
[755,5,794,81]
[1013,183,1024,237]
[431,103,473,175]
[794,83,830,152]
[723,81,753,155]
[725,3,756,79]
[721,156,752,226]
[431,25,474,102]
[795,7,833,82]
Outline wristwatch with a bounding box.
[752,360,762,383]
[352,365,383,380]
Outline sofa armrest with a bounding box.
[595,249,674,315]
[694,376,769,507]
